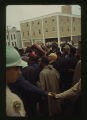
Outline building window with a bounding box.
[33,32,35,36]
[52,18,55,22]
[39,29,41,34]
[32,21,34,24]
[52,27,55,31]
[46,28,48,32]
[74,26,75,31]
[11,34,13,40]
[62,27,63,32]
[27,23,28,27]
[38,21,40,24]
[27,31,29,36]
[68,27,69,32]
[15,42,16,47]
[67,18,69,21]
[73,18,75,22]
[45,20,47,23]
[14,34,16,39]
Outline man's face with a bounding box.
[6,66,22,84]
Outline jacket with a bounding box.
[37,65,61,116]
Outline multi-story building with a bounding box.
[20,5,81,48]
[6,27,22,49]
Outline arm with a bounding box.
[9,75,48,97]
[55,79,81,99]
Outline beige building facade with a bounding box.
[20,6,81,48]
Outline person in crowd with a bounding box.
[22,56,41,85]
[52,45,79,92]
[72,59,81,85]
[24,46,32,54]
[51,43,62,57]
[8,74,50,117]
[31,44,46,57]
[29,50,37,58]
[48,53,58,67]
[49,78,81,99]
[49,78,81,116]
[21,56,29,63]
[69,47,76,57]
[28,56,38,66]
[6,46,26,117]
[75,40,81,62]
[41,43,46,51]
[48,45,81,116]
[46,45,52,56]
[37,56,61,116]
[62,45,70,59]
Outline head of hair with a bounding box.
[41,56,49,65]
[70,47,76,55]
[28,56,38,65]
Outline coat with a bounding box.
[72,60,81,85]
[8,75,48,116]
[22,64,41,85]
[37,65,61,116]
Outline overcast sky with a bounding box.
[6,5,81,30]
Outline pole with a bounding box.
[42,18,45,45]
[57,15,60,48]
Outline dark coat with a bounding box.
[8,75,48,116]
[53,56,78,91]
[22,64,41,85]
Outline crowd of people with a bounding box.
[6,41,81,117]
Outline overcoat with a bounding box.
[37,65,61,116]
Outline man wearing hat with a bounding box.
[37,56,61,116]
[48,53,58,69]
[48,53,57,63]
[6,46,27,116]
[62,45,70,59]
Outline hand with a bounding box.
[48,92,57,98]
[68,69,74,72]
[48,92,53,96]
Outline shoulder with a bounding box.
[6,87,26,117]
[6,87,21,100]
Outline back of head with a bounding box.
[64,45,70,50]
[40,56,49,65]
[70,47,76,55]
[52,43,58,50]
[28,56,38,65]
[63,45,70,54]
[48,53,57,61]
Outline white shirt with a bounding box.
[6,86,26,117]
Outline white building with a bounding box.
[6,27,22,49]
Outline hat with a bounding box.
[6,46,28,68]
[48,53,57,61]
[64,45,70,49]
